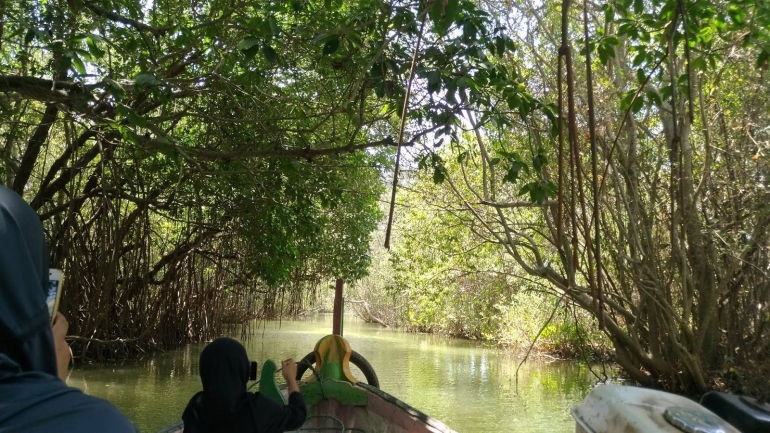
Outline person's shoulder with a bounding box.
[58,387,137,432]
[1,374,136,433]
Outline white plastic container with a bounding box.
[571,385,740,433]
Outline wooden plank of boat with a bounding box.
[295,379,456,433]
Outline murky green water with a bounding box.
[68,315,599,432]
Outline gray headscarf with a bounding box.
[0,184,58,378]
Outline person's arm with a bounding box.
[280,358,307,430]
[52,312,72,380]
[281,358,300,395]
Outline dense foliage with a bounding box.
[376,0,769,396]
[0,0,527,359]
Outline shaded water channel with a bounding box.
[69,315,599,432]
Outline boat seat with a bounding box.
[259,359,286,404]
[312,334,359,384]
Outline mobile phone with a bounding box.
[249,361,258,381]
[48,269,64,325]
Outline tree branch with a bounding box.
[83,2,169,37]
[12,104,58,192]
[480,200,557,208]
[0,75,85,105]
[143,136,403,160]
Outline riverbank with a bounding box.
[343,293,615,364]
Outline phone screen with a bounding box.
[47,269,63,324]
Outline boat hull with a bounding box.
[299,382,455,433]
[157,381,456,433]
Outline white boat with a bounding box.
[571,384,769,432]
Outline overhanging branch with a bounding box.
[480,200,557,208]
[83,2,169,37]
[0,75,85,104]
[143,136,404,160]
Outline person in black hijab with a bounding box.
[182,337,307,433]
[0,184,136,432]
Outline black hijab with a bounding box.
[200,337,251,411]
[0,185,58,378]
[182,338,308,433]
[182,337,254,433]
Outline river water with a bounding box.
[68,315,599,432]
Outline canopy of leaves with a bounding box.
[397,0,770,397]
[0,0,530,356]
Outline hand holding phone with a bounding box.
[52,312,72,380]
[47,269,63,325]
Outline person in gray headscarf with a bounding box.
[0,184,136,433]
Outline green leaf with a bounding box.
[691,56,708,71]
[104,78,123,91]
[659,84,673,101]
[157,140,177,158]
[620,90,636,111]
[262,44,278,64]
[598,45,610,65]
[507,94,521,110]
[323,37,340,55]
[71,53,86,75]
[268,16,281,36]
[343,30,362,48]
[155,136,172,146]
[603,4,614,23]
[134,73,158,86]
[533,153,547,172]
[370,62,382,79]
[238,37,260,51]
[503,162,522,183]
[495,37,506,56]
[433,166,446,184]
[757,49,769,69]
[374,83,385,98]
[87,36,105,59]
[243,45,260,60]
[490,157,501,166]
[426,70,441,93]
[118,105,147,128]
[728,6,745,25]
[645,89,661,106]
[519,182,548,204]
[462,21,477,41]
[25,28,36,44]
[636,68,646,84]
[631,93,644,113]
[518,182,532,197]
[127,110,147,128]
[545,181,557,198]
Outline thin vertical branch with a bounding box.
[583,0,603,329]
[384,15,427,249]
[560,0,580,287]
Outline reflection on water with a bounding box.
[68,315,598,432]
